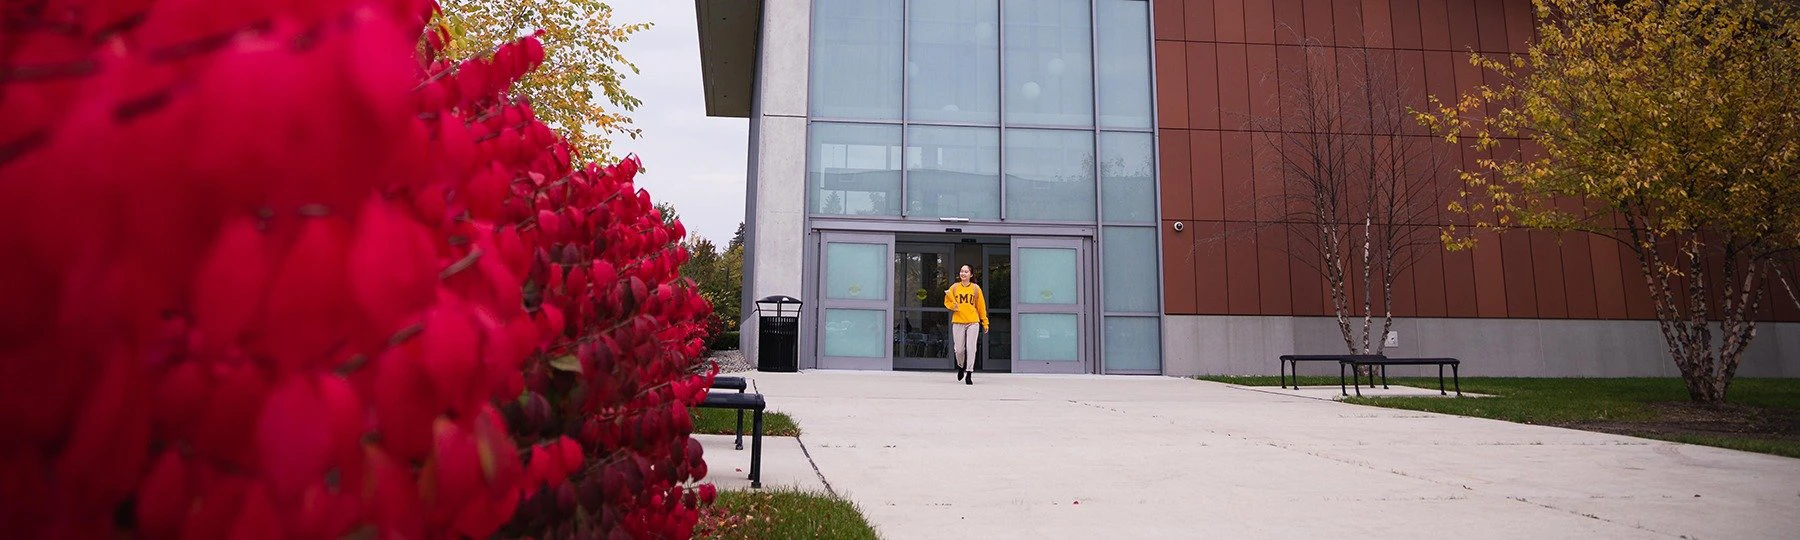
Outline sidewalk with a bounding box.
[718,370,1800,539]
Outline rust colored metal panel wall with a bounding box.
[1529,231,1569,319]
[1474,0,1509,53]
[1272,0,1305,44]
[1244,0,1276,43]
[1412,238,1450,317]
[1156,42,1190,128]
[1560,232,1600,319]
[1216,44,1252,129]
[1187,42,1220,129]
[1225,222,1262,313]
[1362,0,1393,48]
[1188,0,1218,41]
[1389,0,1423,49]
[1159,129,1194,220]
[1156,0,1187,40]
[1191,131,1224,220]
[1163,224,1200,314]
[1333,0,1364,47]
[1149,1,1789,322]
[1589,235,1629,319]
[1445,0,1481,52]
[1418,0,1452,50]
[1218,132,1254,221]
[1501,0,1534,52]
[1216,0,1247,42]
[1257,226,1294,314]
[1193,222,1231,313]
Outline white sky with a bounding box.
[610,1,750,245]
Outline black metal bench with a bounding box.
[711,376,749,449]
[1339,357,1462,397]
[1279,354,1383,388]
[697,390,766,488]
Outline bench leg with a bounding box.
[1380,365,1389,389]
[1453,365,1462,397]
[1339,362,1347,396]
[750,408,764,489]
[1353,364,1364,397]
[1438,364,1447,396]
[730,387,746,450]
[1280,359,1288,389]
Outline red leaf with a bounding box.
[192,217,275,349]
[227,484,282,540]
[263,217,354,373]
[348,196,437,336]
[420,303,480,414]
[372,344,437,461]
[258,376,333,500]
[136,450,192,537]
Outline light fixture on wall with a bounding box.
[1021,81,1041,100]
[1172,221,1185,232]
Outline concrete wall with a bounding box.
[1163,315,1800,378]
[741,0,810,363]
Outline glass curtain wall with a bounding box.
[808,0,1161,372]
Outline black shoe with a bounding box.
[965,371,973,385]
[957,367,965,381]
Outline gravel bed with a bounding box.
[704,349,753,374]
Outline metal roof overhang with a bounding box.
[694,0,762,118]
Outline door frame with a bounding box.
[813,232,895,370]
[893,241,956,370]
[1010,236,1091,374]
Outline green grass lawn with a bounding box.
[695,488,878,540]
[1195,376,1800,458]
[692,407,801,437]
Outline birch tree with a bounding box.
[1420,0,1800,403]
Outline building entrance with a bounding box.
[892,235,1011,372]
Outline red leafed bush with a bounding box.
[0,0,715,538]
[413,24,719,538]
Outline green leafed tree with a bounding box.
[435,0,648,163]
[1420,0,1800,403]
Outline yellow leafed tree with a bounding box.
[435,0,647,163]
[1419,0,1800,403]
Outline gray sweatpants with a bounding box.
[952,322,980,370]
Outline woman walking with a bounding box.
[943,265,989,385]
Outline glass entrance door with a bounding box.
[1011,237,1089,374]
[816,232,893,370]
[893,243,954,370]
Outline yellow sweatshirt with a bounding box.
[943,282,989,330]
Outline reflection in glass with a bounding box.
[893,247,954,359]
[811,0,902,119]
[908,0,1000,123]
[1003,0,1094,126]
[825,242,889,300]
[1005,129,1096,221]
[1018,247,1077,305]
[1095,0,1153,129]
[1103,316,1160,371]
[824,309,887,357]
[906,126,1000,219]
[1019,313,1079,361]
[985,315,1012,361]
[985,251,1011,310]
[810,123,902,216]
[1100,132,1156,223]
[1102,227,1159,312]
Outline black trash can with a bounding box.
[754,295,802,372]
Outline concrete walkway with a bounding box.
[716,370,1800,539]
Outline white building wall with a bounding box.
[742,0,811,364]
